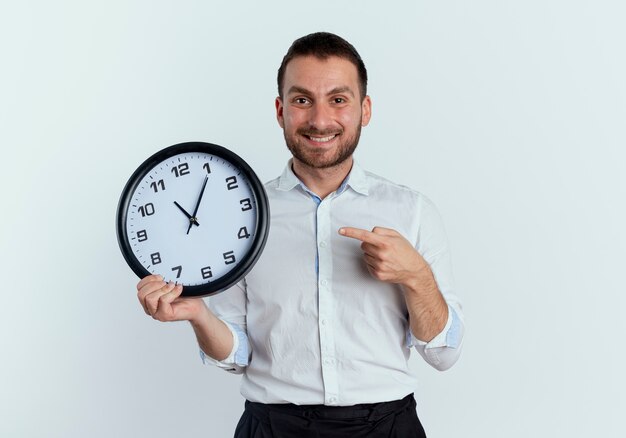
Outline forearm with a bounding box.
[189,306,234,361]
[403,265,449,342]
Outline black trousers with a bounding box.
[233,393,427,438]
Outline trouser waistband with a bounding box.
[245,393,415,423]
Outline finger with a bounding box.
[145,282,176,316]
[158,284,184,307]
[137,274,164,291]
[145,282,176,317]
[363,258,381,279]
[137,280,167,315]
[363,253,379,269]
[364,253,390,270]
[371,226,399,237]
[339,227,385,245]
[358,242,383,260]
[153,284,185,321]
[363,254,392,281]
[138,279,167,300]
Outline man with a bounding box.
[137,32,464,437]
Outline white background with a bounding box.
[1,1,625,437]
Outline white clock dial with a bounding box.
[125,152,258,286]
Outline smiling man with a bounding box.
[276,54,371,202]
[137,32,464,437]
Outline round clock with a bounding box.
[116,141,270,297]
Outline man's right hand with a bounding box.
[137,275,235,361]
[137,275,208,323]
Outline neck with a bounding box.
[291,156,353,199]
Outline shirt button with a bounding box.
[321,279,328,287]
[321,319,328,325]
[328,396,337,403]
[319,241,327,248]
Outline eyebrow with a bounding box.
[287,85,355,98]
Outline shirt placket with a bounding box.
[316,195,339,405]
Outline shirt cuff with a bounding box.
[407,305,461,349]
[198,320,249,374]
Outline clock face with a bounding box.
[117,142,269,297]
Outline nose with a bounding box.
[308,102,333,131]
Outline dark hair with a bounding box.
[277,32,368,100]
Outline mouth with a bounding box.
[303,133,339,144]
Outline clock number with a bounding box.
[151,252,162,265]
[203,163,211,174]
[138,203,155,217]
[237,226,250,239]
[201,266,213,279]
[171,265,182,279]
[223,251,236,265]
[172,163,190,177]
[150,179,166,192]
[226,176,238,190]
[137,230,148,242]
[240,198,252,211]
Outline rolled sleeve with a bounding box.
[199,321,249,374]
[410,195,465,371]
[408,305,465,371]
[199,280,250,374]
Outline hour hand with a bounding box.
[174,201,199,226]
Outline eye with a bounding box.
[293,97,310,105]
[333,97,346,104]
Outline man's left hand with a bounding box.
[340,225,448,342]
[339,226,428,289]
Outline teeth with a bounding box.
[308,135,336,143]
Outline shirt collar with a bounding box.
[276,159,301,191]
[343,160,369,196]
[276,159,370,196]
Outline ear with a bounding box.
[361,95,372,127]
[275,97,285,128]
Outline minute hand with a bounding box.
[187,175,209,235]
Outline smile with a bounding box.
[304,134,338,143]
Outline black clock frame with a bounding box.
[116,141,270,298]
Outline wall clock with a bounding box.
[116,141,269,297]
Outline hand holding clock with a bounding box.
[137,274,204,322]
[137,274,235,360]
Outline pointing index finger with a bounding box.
[339,227,383,244]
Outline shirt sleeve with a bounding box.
[408,195,465,371]
[198,279,250,374]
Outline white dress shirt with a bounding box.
[202,160,464,406]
